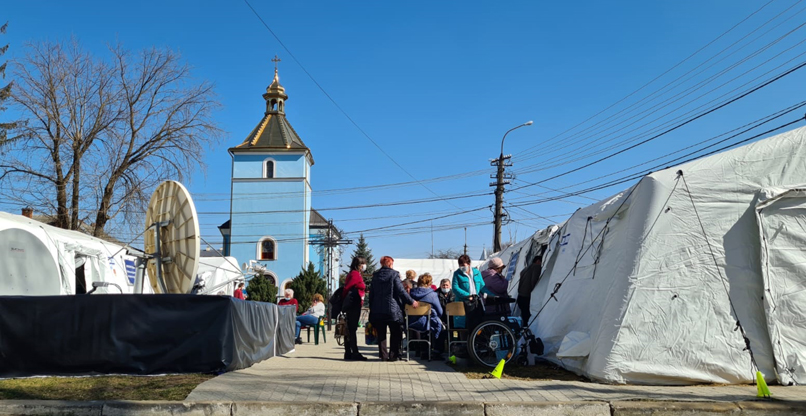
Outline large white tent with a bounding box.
[486,126,806,386]
[0,211,148,295]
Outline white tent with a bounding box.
[393,258,484,283]
[0,211,151,295]
[194,256,244,296]
[505,125,806,386]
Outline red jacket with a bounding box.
[233,288,245,300]
[343,270,366,298]
[278,298,299,312]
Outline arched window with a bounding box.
[257,237,277,261]
[264,158,275,179]
[264,272,278,286]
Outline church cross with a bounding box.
[272,55,281,71]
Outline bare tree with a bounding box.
[0,22,21,149]
[1,40,116,229]
[1,39,222,236]
[90,45,222,236]
[428,248,462,259]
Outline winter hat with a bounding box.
[488,257,505,269]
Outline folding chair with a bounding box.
[446,301,467,358]
[304,316,327,345]
[405,304,432,362]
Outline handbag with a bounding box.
[364,322,378,345]
[342,287,361,312]
[334,313,347,337]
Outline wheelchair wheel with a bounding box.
[468,320,517,368]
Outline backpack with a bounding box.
[329,286,346,319]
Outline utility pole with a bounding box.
[463,227,468,255]
[491,121,533,252]
[310,218,352,330]
[490,153,512,252]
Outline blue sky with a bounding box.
[3,0,806,263]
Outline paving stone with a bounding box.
[611,401,741,415]
[186,329,806,404]
[486,401,610,416]
[102,401,232,416]
[232,401,357,416]
[0,400,102,416]
[359,402,484,416]
[737,400,806,416]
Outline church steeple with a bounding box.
[263,55,288,114]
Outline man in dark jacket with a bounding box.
[517,256,542,325]
[368,256,418,361]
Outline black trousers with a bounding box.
[517,295,531,326]
[463,296,485,332]
[373,319,403,360]
[343,308,361,357]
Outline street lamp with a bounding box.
[493,121,533,252]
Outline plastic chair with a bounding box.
[304,316,327,345]
[405,304,432,361]
[446,301,467,358]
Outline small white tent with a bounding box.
[0,212,151,295]
[194,256,244,296]
[393,258,484,283]
[512,125,806,385]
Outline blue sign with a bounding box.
[125,259,137,285]
[505,251,520,282]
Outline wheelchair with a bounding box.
[466,295,543,368]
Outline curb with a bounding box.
[0,400,804,415]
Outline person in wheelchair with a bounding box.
[481,257,511,316]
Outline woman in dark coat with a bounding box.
[368,256,418,361]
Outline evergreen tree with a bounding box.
[351,233,377,274]
[0,22,19,147]
[350,233,377,293]
[246,273,277,303]
[288,262,327,313]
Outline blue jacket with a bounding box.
[408,287,443,338]
[368,267,413,323]
[452,267,485,302]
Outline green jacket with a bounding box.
[451,267,485,302]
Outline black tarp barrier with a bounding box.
[0,294,295,377]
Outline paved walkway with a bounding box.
[188,332,806,403]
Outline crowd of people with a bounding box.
[240,251,543,361]
[336,253,541,362]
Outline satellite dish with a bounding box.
[143,181,201,294]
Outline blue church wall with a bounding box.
[229,179,309,283]
[233,153,306,178]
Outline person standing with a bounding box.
[343,256,368,361]
[452,254,485,331]
[295,294,326,344]
[368,256,418,361]
[233,282,246,300]
[481,257,511,315]
[278,288,299,312]
[517,256,542,325]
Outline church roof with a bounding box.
[229,61,314,165]
[232,113,310,152]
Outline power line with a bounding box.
[241,0,487,219]
[509,59,806,193]
[514,0,781,160]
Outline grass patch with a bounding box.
[0,374,216,401]
[452,359,588,381]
